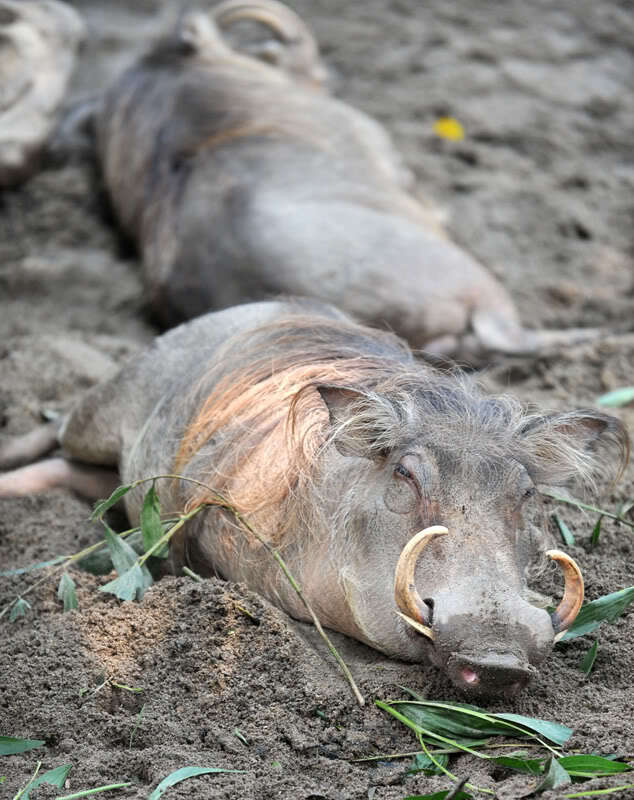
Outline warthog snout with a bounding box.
[395,526,585,695]
[447,652,537,696]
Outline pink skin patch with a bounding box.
[461,667,479,684]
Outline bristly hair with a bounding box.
[174,312,629,546]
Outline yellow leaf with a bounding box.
[433,117,465,141]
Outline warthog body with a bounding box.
[95,1,596,358]
[0,299,627,695]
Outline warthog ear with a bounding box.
[177,10,227,55]
[520,409,630,486]
[317,385,389,460]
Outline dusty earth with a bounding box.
[1,0,633,798]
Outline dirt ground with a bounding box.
[1,1,633,798]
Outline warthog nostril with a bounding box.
[461,667,479,684]
[423,597,435,625]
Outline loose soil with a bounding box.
[1,1,633,798]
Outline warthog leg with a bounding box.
[0,457,120,500]
[0,423,58,470]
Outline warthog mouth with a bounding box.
[393,526,585,645]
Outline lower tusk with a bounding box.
[546,549,584,639]
[394,525,448,636]
[396,610,435,640]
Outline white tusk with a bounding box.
[394,525,448,637]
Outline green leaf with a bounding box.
[392,700,572,746]
[491,756,544,775]
[79,531,145,575]
[147,766,246,799]
[233,728,248,746]
[383,701,501,741]
[558,755,632,778]
[561,586,634,641]
[376,697,573,777]
[493,712,572,746]
[57,573,78,612]
[0,736,45,756]
[408,752,450,775]
[580,641,599,676]
[91,484,133,520]
[141,485,167,558]
[9,597,31,623]
[590,516,603,549]
[596,386,634,407]
[0,555,67,576]
[533,757,571,793]
[21,763,72,799]
[553,514,575,547]
[102,524,138,576]
[376,701,489,756]
[99,563,153,603]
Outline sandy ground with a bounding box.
[1,1,633,798]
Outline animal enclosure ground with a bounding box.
[1,0,633,798]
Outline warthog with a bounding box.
[94,0,599,359]
[0,299,628,696]
[0,0,84,186]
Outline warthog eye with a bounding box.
[395,463,413,480]
[385,462,419,514]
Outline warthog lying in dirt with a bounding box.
[93,0,598,359]
[0,300,628,696]
[0,0,84,186]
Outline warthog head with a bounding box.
[314,374,627,696]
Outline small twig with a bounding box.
[352,741,544,762]
[137,504,206,567]
[235,603,259,622]
[542,490,634,530]
[445,778,470,800]
[54,783,133,799]
[419,734,494,796]
[182,566,203,582]
[13,760,42,800]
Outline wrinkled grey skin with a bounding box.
[0,0,84,186]
[95,4,596,359]
[0,299,626,696]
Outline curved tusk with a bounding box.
[546,549,584,641]
[394,525,448,641]
[396,611,435,640]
